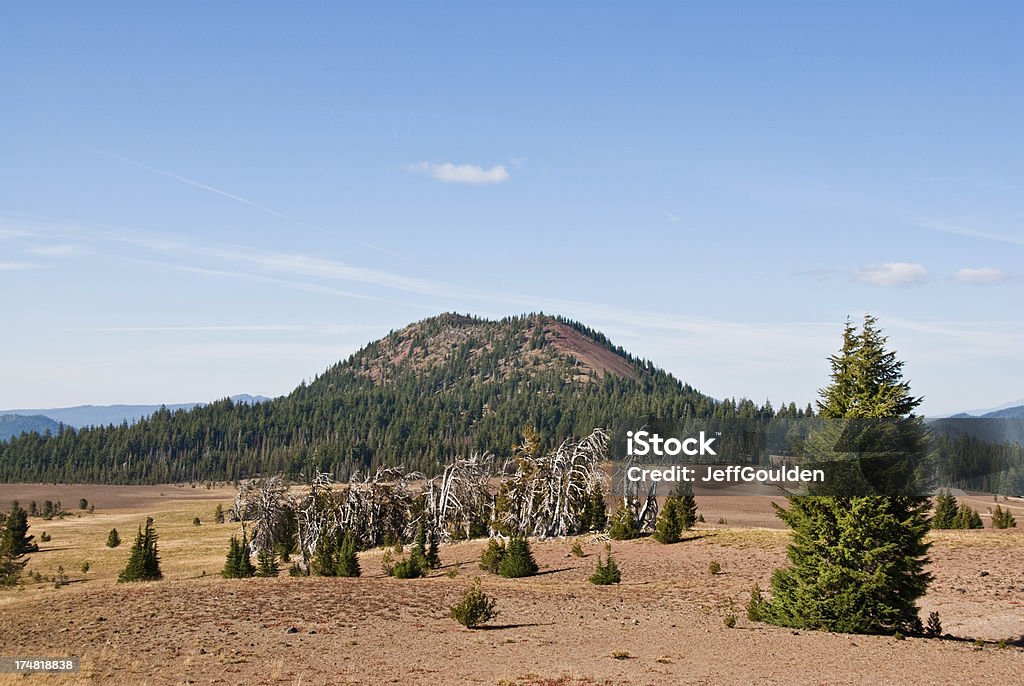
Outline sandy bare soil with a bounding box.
[0,487,1021,685]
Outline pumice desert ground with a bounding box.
[1,484,1020,686]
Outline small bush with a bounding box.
[288,562,305,577]
[391,554,427,579]
[498,537,538,578]
[39,532,51,543]
[893,631,905,641]
[54,565,68,588]
[480,538,505,573]
[213,504,225,524]
[192,517,201,527]
[449,578,498,628]
[746,585,767,621]
[78,498,88,510]
[723,612,737,629]
[570,540,585,557]
[589,544,621,585]
[708,560,722,575]
[925,611,942,637]
[80,561,90,574]
[610,651,631,660]
[717,517,728,525]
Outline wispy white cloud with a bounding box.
[953,267,1008,285]
[663,211,681,224]
[0,261,44,271]
[26,243,84,257]
[853,262,928,287]
[405,162,510,185]
[915,220,1024,247]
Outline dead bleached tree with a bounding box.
[339,466,422,549]
[295,471,342,568]
[422,454,493,542]
[495,428,609,538]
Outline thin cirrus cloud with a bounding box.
[953,267,1008,285]
[853,262,928,287]
[0,261,44,271]
[405,162,510,185]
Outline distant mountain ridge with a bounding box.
[0,394,270,430]
[0,414,63,441]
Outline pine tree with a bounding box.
[764,315,932,634]
[932,490,957,529]
[479,538,505,573]
[673,479,698,531]
[953,504,983,529]
[214,504,225,524]
[106,528,121,548]
[118,517,162,582]
[579,484,608,532]
[992,504,1017,529]
[0,507,34,586]
[589,543,621,585]
[498,536,538,578]
[608,502,639,540]
[425,528,441,569]
[223,529,256,578]
[3,503,37,556]
[310,531,340,577]
[256,547,279,577]
[652,496,682,544]
[336,530,361,577]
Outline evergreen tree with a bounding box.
[479,538,505,573]
[991,504,1017,529]
[256,547,279,577]
[425,528,441,569]
[579,484,608,532]
[672,480,698,531]
[608,502,639,540]
[932,489,957,529]
[589,543,621,585]
[118,517,162,582]
[310,531,341,577]
[652,496,683,544]
[3,503,37,556]
[336,530,361,577]
[498,536,538,578]
[214,504,225,524]
[106,528,121,548]
[953,504,983,529]
[764,316,932,634]
[0,507,35,586]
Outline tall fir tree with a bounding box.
[256,546,279,577]
[223,530,256,578]
[673,480,698,530]
[764,315,932,634]
[336,530,361,577]
[118,517,162,582]
[931,489,957,529]
[4,503,37,556]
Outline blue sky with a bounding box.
[1,2,1021,415]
